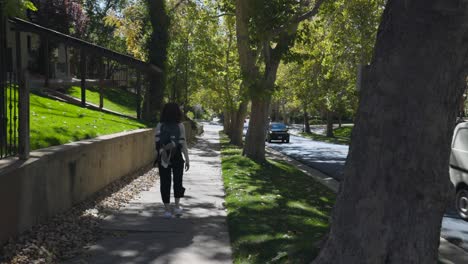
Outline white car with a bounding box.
[450,122,468,220]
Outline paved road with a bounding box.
[267,134,468,253]
[267,135,348,181]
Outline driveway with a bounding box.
[267,134,468,253]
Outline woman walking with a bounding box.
[155,103,190,218]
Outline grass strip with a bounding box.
[300,127,352,145]
[220,132,335,263]
[29,92,147,150]
[66,86,138,117]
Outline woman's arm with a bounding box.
[179,123,190,170]
[154,123,162,163]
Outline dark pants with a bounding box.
[159,164,185,204]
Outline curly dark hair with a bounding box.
[160,103,183,123]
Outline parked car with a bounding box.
[266,122,290,143]
[450,122,468,220]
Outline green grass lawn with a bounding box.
[220,133,335,263]
[66,86,138,117]
[29,92,147,150]
[300,126,352,145]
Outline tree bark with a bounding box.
[223,109,232,136]
[230,100,248,147]
[243,97,270,161]
[326,110,334,138]
[314,1,468,263]
[142,0,169,123]
[304,105,311,134]
[281,101,289,124]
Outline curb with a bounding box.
[266,147,338,192]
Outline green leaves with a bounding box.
[103,2,151,60]
[275,0,384,119]
[23,1,37,11]
[3,0,37,17]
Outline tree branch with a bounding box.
[208,13,235,19]
[270,0,325,37]
[169,0,192,13]
[236,0,261,81]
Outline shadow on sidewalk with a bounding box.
[67,201,231,264]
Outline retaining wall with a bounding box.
[0,128,156,245]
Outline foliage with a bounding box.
[32,0,88,36]
[166,1,244,118]
[276,0,385,122]
[104,1,151,60]
[82,0,128,48]
[220,132,335,263]
[2,0,37,17]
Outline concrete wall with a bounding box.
[0,129,156,245]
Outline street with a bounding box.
[267,133,468,253]
[268,134,348,181]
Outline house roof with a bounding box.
[9,17,162,74]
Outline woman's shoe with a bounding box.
[174,207,183,216]
[163,211,173,219]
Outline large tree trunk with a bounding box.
[223,109,232,136]
[326,110,334,137]
[243,97,270,162]
[281,101,289,124]
[142,0,169,123]
[314,1,468,263]
[304,105,311,134]
[230,100,248,147]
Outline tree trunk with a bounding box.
[142,0,169,123]
[243,97,270,162]
[304,106,311,134]
[281,101,288,124]
[338,114,342,128]
[459,94,466,118]
[314,1,468,263]
[230,100,248,147]
[326,110,334,137]
[223,109,232,136]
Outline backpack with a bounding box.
[157,123,183,167]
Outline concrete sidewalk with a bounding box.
[69,125,232,264]
[266,147,468,264]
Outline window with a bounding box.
[270,123,287,130]
[454,128,468,151]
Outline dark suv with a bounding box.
[266,123,290,143]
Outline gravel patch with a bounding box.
[0,168,159,264]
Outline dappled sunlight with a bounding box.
[220,133,335,263]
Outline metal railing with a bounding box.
[1,11,29,160]
[0,9,20,159]
[0,72,19,159]
[0,14,161,160]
